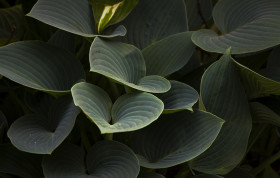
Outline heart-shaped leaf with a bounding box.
[118,0,188,49]
[155,80,199,113]
[71,82,164,133]
[7,96,80,154]
[42,141,140,178]
[142,32,195,76]
[190,50,252,175]
[192,0,280,54]
[132,110,224,168]
[0,41,85,93]
[0,144,43,178]
[90,0,138,33]
[90,37,170,93]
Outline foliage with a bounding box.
[0,0,280,177]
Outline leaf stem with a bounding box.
[251,150,280,175]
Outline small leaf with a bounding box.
[118,0,188,49]
[155,80,199,113]
[190,50,252,175]
[142,32,195,76]
[132,110,224,168]
[0,144,43,177]
[8,96,81,154]
[0,41,85,93]
[72,82,164,133]
[191,0,280,54]
[90,37,170,93]
[43,141,140,178]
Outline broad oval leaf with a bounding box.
[0,144,43,178]
[142,32,195,76]
[7,96,81,154]
[118,0,188,49]
[0,41,85,93]
[192,0,280,54]
[90,37,170,93]
[132,110,224,168]
[190,50,252,175]
[72,82,164,133]
[43,141,140,178]
[155,80,199,113]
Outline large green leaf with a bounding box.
[90,0,138,33]
[28,0,126,38]
[132,110,224,168]
[250,102,280,127]
[7,96,80,154]
[0,144,43,178]
[155,80,199,113]
[90,37,170,93]
[190,51,252,175]
[43,141,140,178]
[118,0,188,49]
[184,0,212,30]
[192,0,280,54]
[71,82,164,133]
[142,32,195,76]
[0,41,85,93]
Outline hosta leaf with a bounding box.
[155,80,199,113]
[132,110,224,168]
[90,37,170,93]
[192,0,280,54]
[43,141,140,178]
[0,144,43,178]
[7,96,80,154]
[90,0,138,33]
[0,41,85,93]
[71,82,164,133]
[225,168,254,178]
[118,0,188,49]
[190,50,252,174]
[250,102,280,127]
[138,172,165,178]
[233,59,280,99]
[142,32,195,76]
[184,0,213,30]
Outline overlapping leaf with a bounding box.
[0,144,43,177]
[72,82,164,133]
[142,32,195,76]
[155,80,199,113]
[43,141,140,178]
[0,41,85,93]
[192,0,280,54]
[90,37,170,93]
[190,51,252,175]
[7,96,80,154]
[132,110,224,168]
[118,0,188,49]
[28,0,126,37]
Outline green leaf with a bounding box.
[27,0,126,38]
[138,172,165,178]
[155,80,199,113]
[71,82,164,133]
[132,110,224,168]
[191,0,280,54]
[7,96,80,154]
[250,102,280,127]
[262,166,279,178]
[184,0,213,30]
[225,168,254,178]
[43,141,140,178]
[90,37,171,93]
[0,144,43,178]
[0,41,85,93]
[190,50,252,174]
[118,0,188,49]
[90,0,138,33]
[142,32,195,76]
